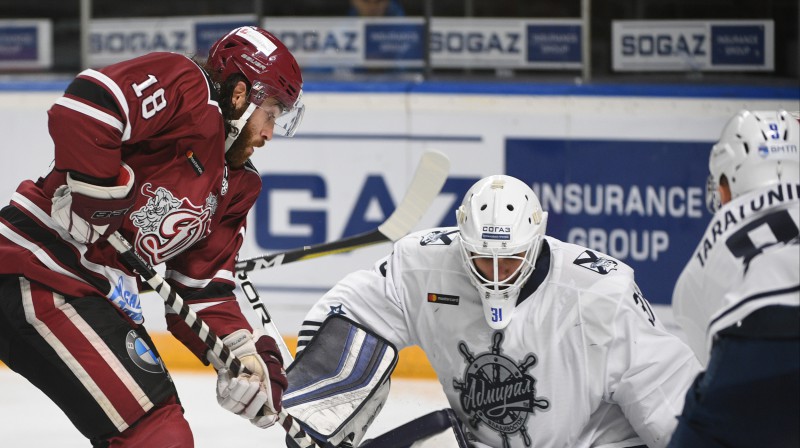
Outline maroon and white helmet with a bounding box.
[207,26,304,138]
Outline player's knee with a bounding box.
[104,401,193,447]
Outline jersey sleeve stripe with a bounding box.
[79,69,132,141]
[7,194,132,294]
[165,269,235,288]
[709,284,800,330]
[0,221,85,283]
[55,97,124,134]
[186,300,228,314]
[65,77,123,119]
[296,322,323,352]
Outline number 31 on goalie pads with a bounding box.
[283,316,468,448]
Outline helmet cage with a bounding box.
[459,237,539,300]
[456,175,548,329]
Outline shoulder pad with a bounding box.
[549,238,634,280]
[416,228,459,247]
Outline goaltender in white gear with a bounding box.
[298,175,700,448]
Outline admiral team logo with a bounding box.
[420,229,458,246]
[454,332,550,447]
[573,250,618,275]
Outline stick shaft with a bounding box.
[238,271,311,446]
[235,150,450,275]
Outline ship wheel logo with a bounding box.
[453,332,550,448]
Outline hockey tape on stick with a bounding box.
[237,271,295,366]
[238,270,323,447]
[234,150,450,275]
[107,232,316,448]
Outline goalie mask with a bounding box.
[706,109,800,212]
[456,175,548,330]
[207,26,305,149]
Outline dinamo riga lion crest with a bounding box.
[130,183,217,265]
[454,332,550,448]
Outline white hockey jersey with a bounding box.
[299,228,700,448]
[672,183,800,365]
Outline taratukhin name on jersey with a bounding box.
[695,183,800,267]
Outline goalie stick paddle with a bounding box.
[234,150,451,275]
[107,232,317,448]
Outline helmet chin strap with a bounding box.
[225,103,257,152]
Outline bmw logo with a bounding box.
[125,330,165,374]
[758,145,770,157]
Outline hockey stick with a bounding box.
[234,150,451,275]
[107,232,316,448]
[236,150,450,363]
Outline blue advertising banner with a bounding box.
[526,24,581,63]
[506,138,712,304]
[0,20,51,69]
[0,27,37,61]
[364,23,424,62]
[710,25,766,66]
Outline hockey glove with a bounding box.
[213,329,287,428]
[51,163,136,244]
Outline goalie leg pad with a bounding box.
[284,315,398,447]
[360,408,469,448]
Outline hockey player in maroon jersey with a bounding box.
[0,26,304,446]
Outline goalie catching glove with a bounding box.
[51,163,136,244]
[209,329,287,428]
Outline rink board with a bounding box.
[0,80,796,377]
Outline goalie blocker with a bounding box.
[283,316,468,448]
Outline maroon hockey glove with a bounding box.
[213,330,287,428]
[51,163,136,244]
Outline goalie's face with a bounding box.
[470,252,527,284]
[226,99,282,169]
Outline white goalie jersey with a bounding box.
[299,228,700,448]
[673,182,800,365]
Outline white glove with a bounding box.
[212,329,288,429]
[51,163,136,244]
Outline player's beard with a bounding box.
[225,122,257,169]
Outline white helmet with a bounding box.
[706,109,800,212]
[456,175,548,329]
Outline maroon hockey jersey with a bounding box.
[0,52,261,359]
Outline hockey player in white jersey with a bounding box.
[296,174,700,448]
[669,110,800,448]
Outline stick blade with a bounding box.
[377,150,450,242]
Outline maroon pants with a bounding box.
[0,275,193,446]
